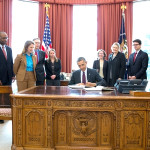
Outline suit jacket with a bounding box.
[107,52,126,86]
[69,68,106,86]
[0,46,14,85]
[128,50,148,79]
[13,54,36,81]
[35,50,45,81]
[93,59,108,81]
[45,59,61,80]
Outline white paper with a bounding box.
[84,86,103,91]
[84,86,114,91]
[68,85,85,89]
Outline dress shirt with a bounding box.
[26,54,34,71]
[134,49,140,60]
[99,60,104,78]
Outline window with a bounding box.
[12,0,39,59]
[72,5,97,70]
[133,1,150,80]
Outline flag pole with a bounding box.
[121,4,126,21]
[45,3,50,16]
[119,4,128,59]
[120,4,128,79]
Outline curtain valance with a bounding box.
[31,0,134,4]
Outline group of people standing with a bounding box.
[93,40,149,86]
[13,38,61,92]
[0,31,149,90]
[0,31,61,92]
[69,39,148,87]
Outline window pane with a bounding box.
[72,5,97,70]
[12,0,39,59]
[133,1,150,80]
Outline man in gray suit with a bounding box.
[33,38,45,85]
[69,57,106,87]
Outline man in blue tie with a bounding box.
[69,57,106,87]
[33,38,46,85]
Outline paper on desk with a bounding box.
[68,85,85,89]
[84,86,103,91]
[84,86,114,91]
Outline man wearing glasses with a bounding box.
[128,39,148,80]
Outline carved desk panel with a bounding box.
[10,86,150,150]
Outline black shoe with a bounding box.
[0,120,4,124]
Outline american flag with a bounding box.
[118,10,128,79]
[41,14,52,57]
[118,12,128,59]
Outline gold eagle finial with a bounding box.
[45,3,50,15]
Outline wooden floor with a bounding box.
[0,120,12,150]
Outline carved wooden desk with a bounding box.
[11,86,150,150]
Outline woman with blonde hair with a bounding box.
[107,42,126,86]
[93,49,108,82]
[13,40,37,91]
[45,49,61,86]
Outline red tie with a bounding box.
[133,52,137,62]
[82,72,86,84]
[2,46,7,60]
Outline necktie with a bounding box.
[82,72,86,84]
[35,50,38,63]
[133,52,137,62]
[2,46,7,60]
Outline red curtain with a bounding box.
[97,2,133,59]
[39,3,73,73]
[0,0,12,46]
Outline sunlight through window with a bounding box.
[72,5,97,70]
[12,0,39,59]
[133,1,150,81]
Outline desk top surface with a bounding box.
[10,86,150,100]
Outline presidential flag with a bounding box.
[118,13,128,59]
[41,14,52,57]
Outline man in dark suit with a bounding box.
[0,31,14,85]
[69,57,106,87]
[0,31,14,123]
[128,39,148,79]
[33,38,45,85]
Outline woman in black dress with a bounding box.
[45,49,61,86]
[107,42,126,86]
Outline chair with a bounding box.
[0,86,12,120]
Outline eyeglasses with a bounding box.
[1,37,8,40]
[133,44,139,46]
